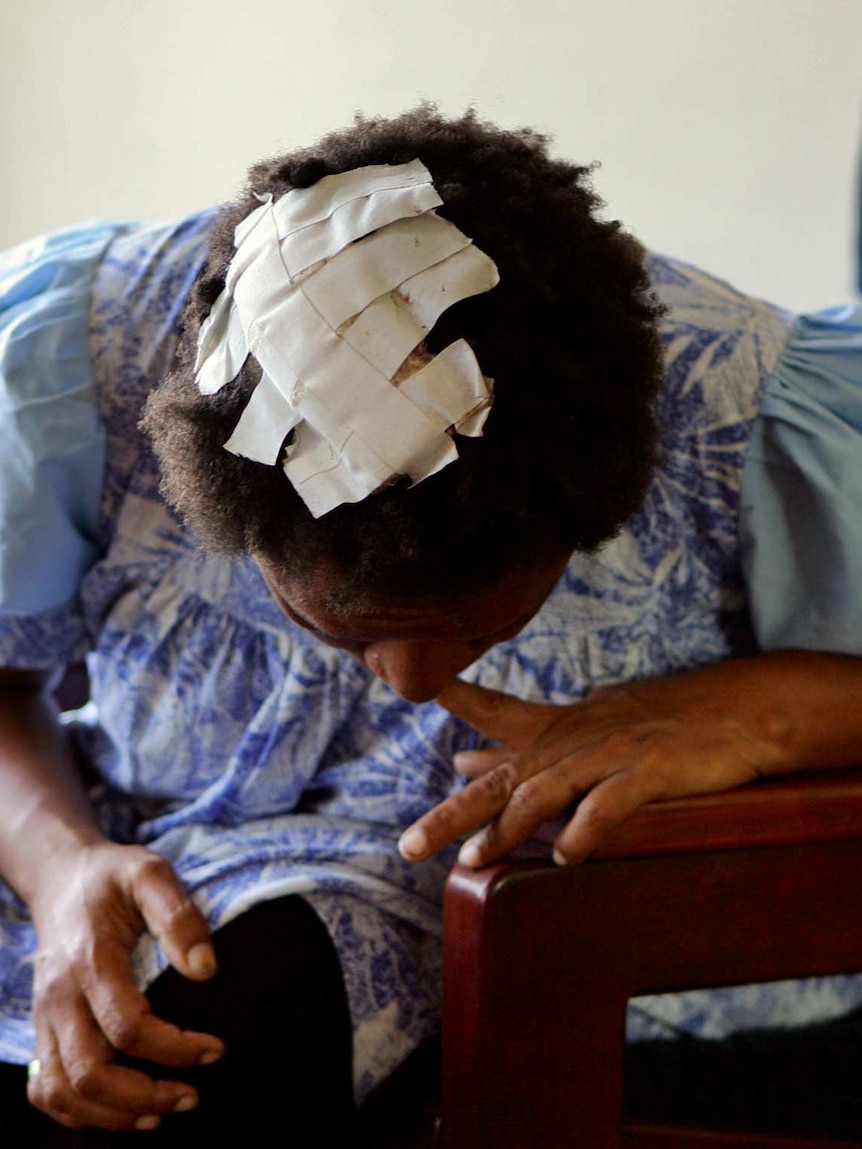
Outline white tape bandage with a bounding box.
[194,160,499,517]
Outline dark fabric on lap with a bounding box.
[357,1036,441,1148]
[7,1000,862,1143]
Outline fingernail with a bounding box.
[458,841,482,868]
[552,848,568,866]
[398,827,428,860]
[173,1092,197,1113]
[136,1115,161,1131]
[187,942,216,976]
[199,1048,222,1066]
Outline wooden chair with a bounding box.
[436,769,862,1148]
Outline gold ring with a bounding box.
[27,1058,42,1079]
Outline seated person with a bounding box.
[1,106,861,1142]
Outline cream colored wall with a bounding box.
[1,0,860,310]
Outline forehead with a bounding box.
[257,555,569,643]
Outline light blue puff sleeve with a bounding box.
[0,224,123,618]
[740,305,862,655]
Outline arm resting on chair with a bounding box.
[400,651,862,869]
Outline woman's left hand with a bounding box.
[398,659,798,868]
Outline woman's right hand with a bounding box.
[27,840,224,1132]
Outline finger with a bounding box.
[452,722,620,823]
[29,1030,168,1133]
[401,725,599,861]
[129,853,216,981]
[399,760,520,861]
[551,768,664,865]
[457,755,599,868]
[435,680,555,748]
[452,745,511,777]
[50,990,201,1114]
[80,944,223,1068]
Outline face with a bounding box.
[257,555,570,703]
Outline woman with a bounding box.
[1,106,861,1142]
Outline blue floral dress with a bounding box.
[1,213,862,1100]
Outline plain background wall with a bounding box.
[2,0,861,311]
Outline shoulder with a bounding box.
[645,252,795,435]
[89,211,222,536]
[91,209,219,339]
[741,303,862,656]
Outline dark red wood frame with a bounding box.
[437,770,862,1148]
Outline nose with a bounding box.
[364,640,484,703]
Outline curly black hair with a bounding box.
[143,105,665,602]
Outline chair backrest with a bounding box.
[436,769,862,1149]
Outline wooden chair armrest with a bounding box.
[522,767,862,860]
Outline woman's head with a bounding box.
[144,105,664,605]
[257,549,571,701]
